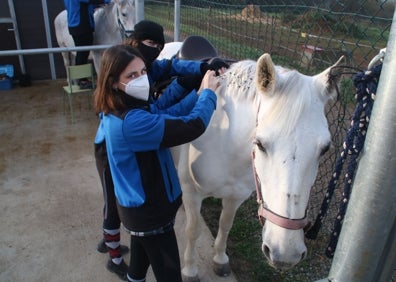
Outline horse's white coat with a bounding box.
[163,45,343,279]
[54,0,136,73]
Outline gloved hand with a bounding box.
[177,75,203,91]
[200,58,229,76]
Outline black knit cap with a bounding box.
[133,20,165,47]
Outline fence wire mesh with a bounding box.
[145,1,394,280]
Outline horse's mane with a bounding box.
[221,59,258,102]
[222,60,313,136]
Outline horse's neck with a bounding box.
[94,4,121,44]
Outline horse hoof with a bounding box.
[182,273,200,282]
[213,261,231,277]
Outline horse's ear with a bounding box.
[315,56,345,99]
[255,53,276,95]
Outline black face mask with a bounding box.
[138,42,161,66]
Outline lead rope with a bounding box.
[305,63,382,258]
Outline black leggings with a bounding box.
[71,32,93,66]
[129,230,182,282]
[94,141,121,230]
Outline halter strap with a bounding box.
[251,150,309,230]
[116,8,133,39]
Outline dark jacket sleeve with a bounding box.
[150,79,199,115]
[161,118,206,147]
[122,89,216,151]
[160,89,216,147]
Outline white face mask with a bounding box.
[120,74,150,101]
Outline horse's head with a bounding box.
[113,0,136,39]
[252,53,343,269]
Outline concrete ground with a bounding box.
[0,80,237,282]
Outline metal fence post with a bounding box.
[135,0,144,23]
[173,0,180,41]
[41,0,56,79]
[316,8,396,282]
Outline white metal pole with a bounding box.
[135,0,144,23]
[174,0,181,42]
[41,0,56,79]
[7,0,25,74]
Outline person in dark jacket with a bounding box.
[64,0,109,88]
[94,44,220,282]
[124,20,229,92]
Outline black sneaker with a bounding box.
[106,259,128,281]
[97,239,129,255]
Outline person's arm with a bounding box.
[150,68,223,116]
[166,57,229,77]
[159,88,216,147]
[150,79,188,111]
[150,59,202,81]
[156,90,199,117]
[150,77,201,112]
[123,71,219,150]
[87,0,109,4]
[123,89,216,151]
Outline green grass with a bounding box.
[201,197,333,282]
[201,197,281,281]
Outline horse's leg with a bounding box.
[175,145,203,282]
[63,51,76,68]
[213,197,245,277]
[60,51,72,84]
[61,51,77,83]
[181,190,203,282]
[60,51,70,69]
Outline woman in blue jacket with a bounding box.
[93,20,228,281]
[94,44,220,282]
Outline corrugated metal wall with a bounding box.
[0,0,66,80]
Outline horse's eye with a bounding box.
[122,13,127,17]
[254,139,267,154]
[319,143,331,157]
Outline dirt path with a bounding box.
[0,80,237,282]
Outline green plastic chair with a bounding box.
[62,63,95,123]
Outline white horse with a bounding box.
[163,46,343,280]
[54,0,136,73]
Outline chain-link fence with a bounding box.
[145,1,394,280]
[146,0,392,70]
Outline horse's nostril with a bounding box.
[263,245,271,258]
[301,251,306,260]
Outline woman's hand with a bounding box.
[216,67,227,76]
[198,70,220,94]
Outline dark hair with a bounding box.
[94,45,144,114]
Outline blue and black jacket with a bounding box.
[98,79,217,232]
[94,58,203,146]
